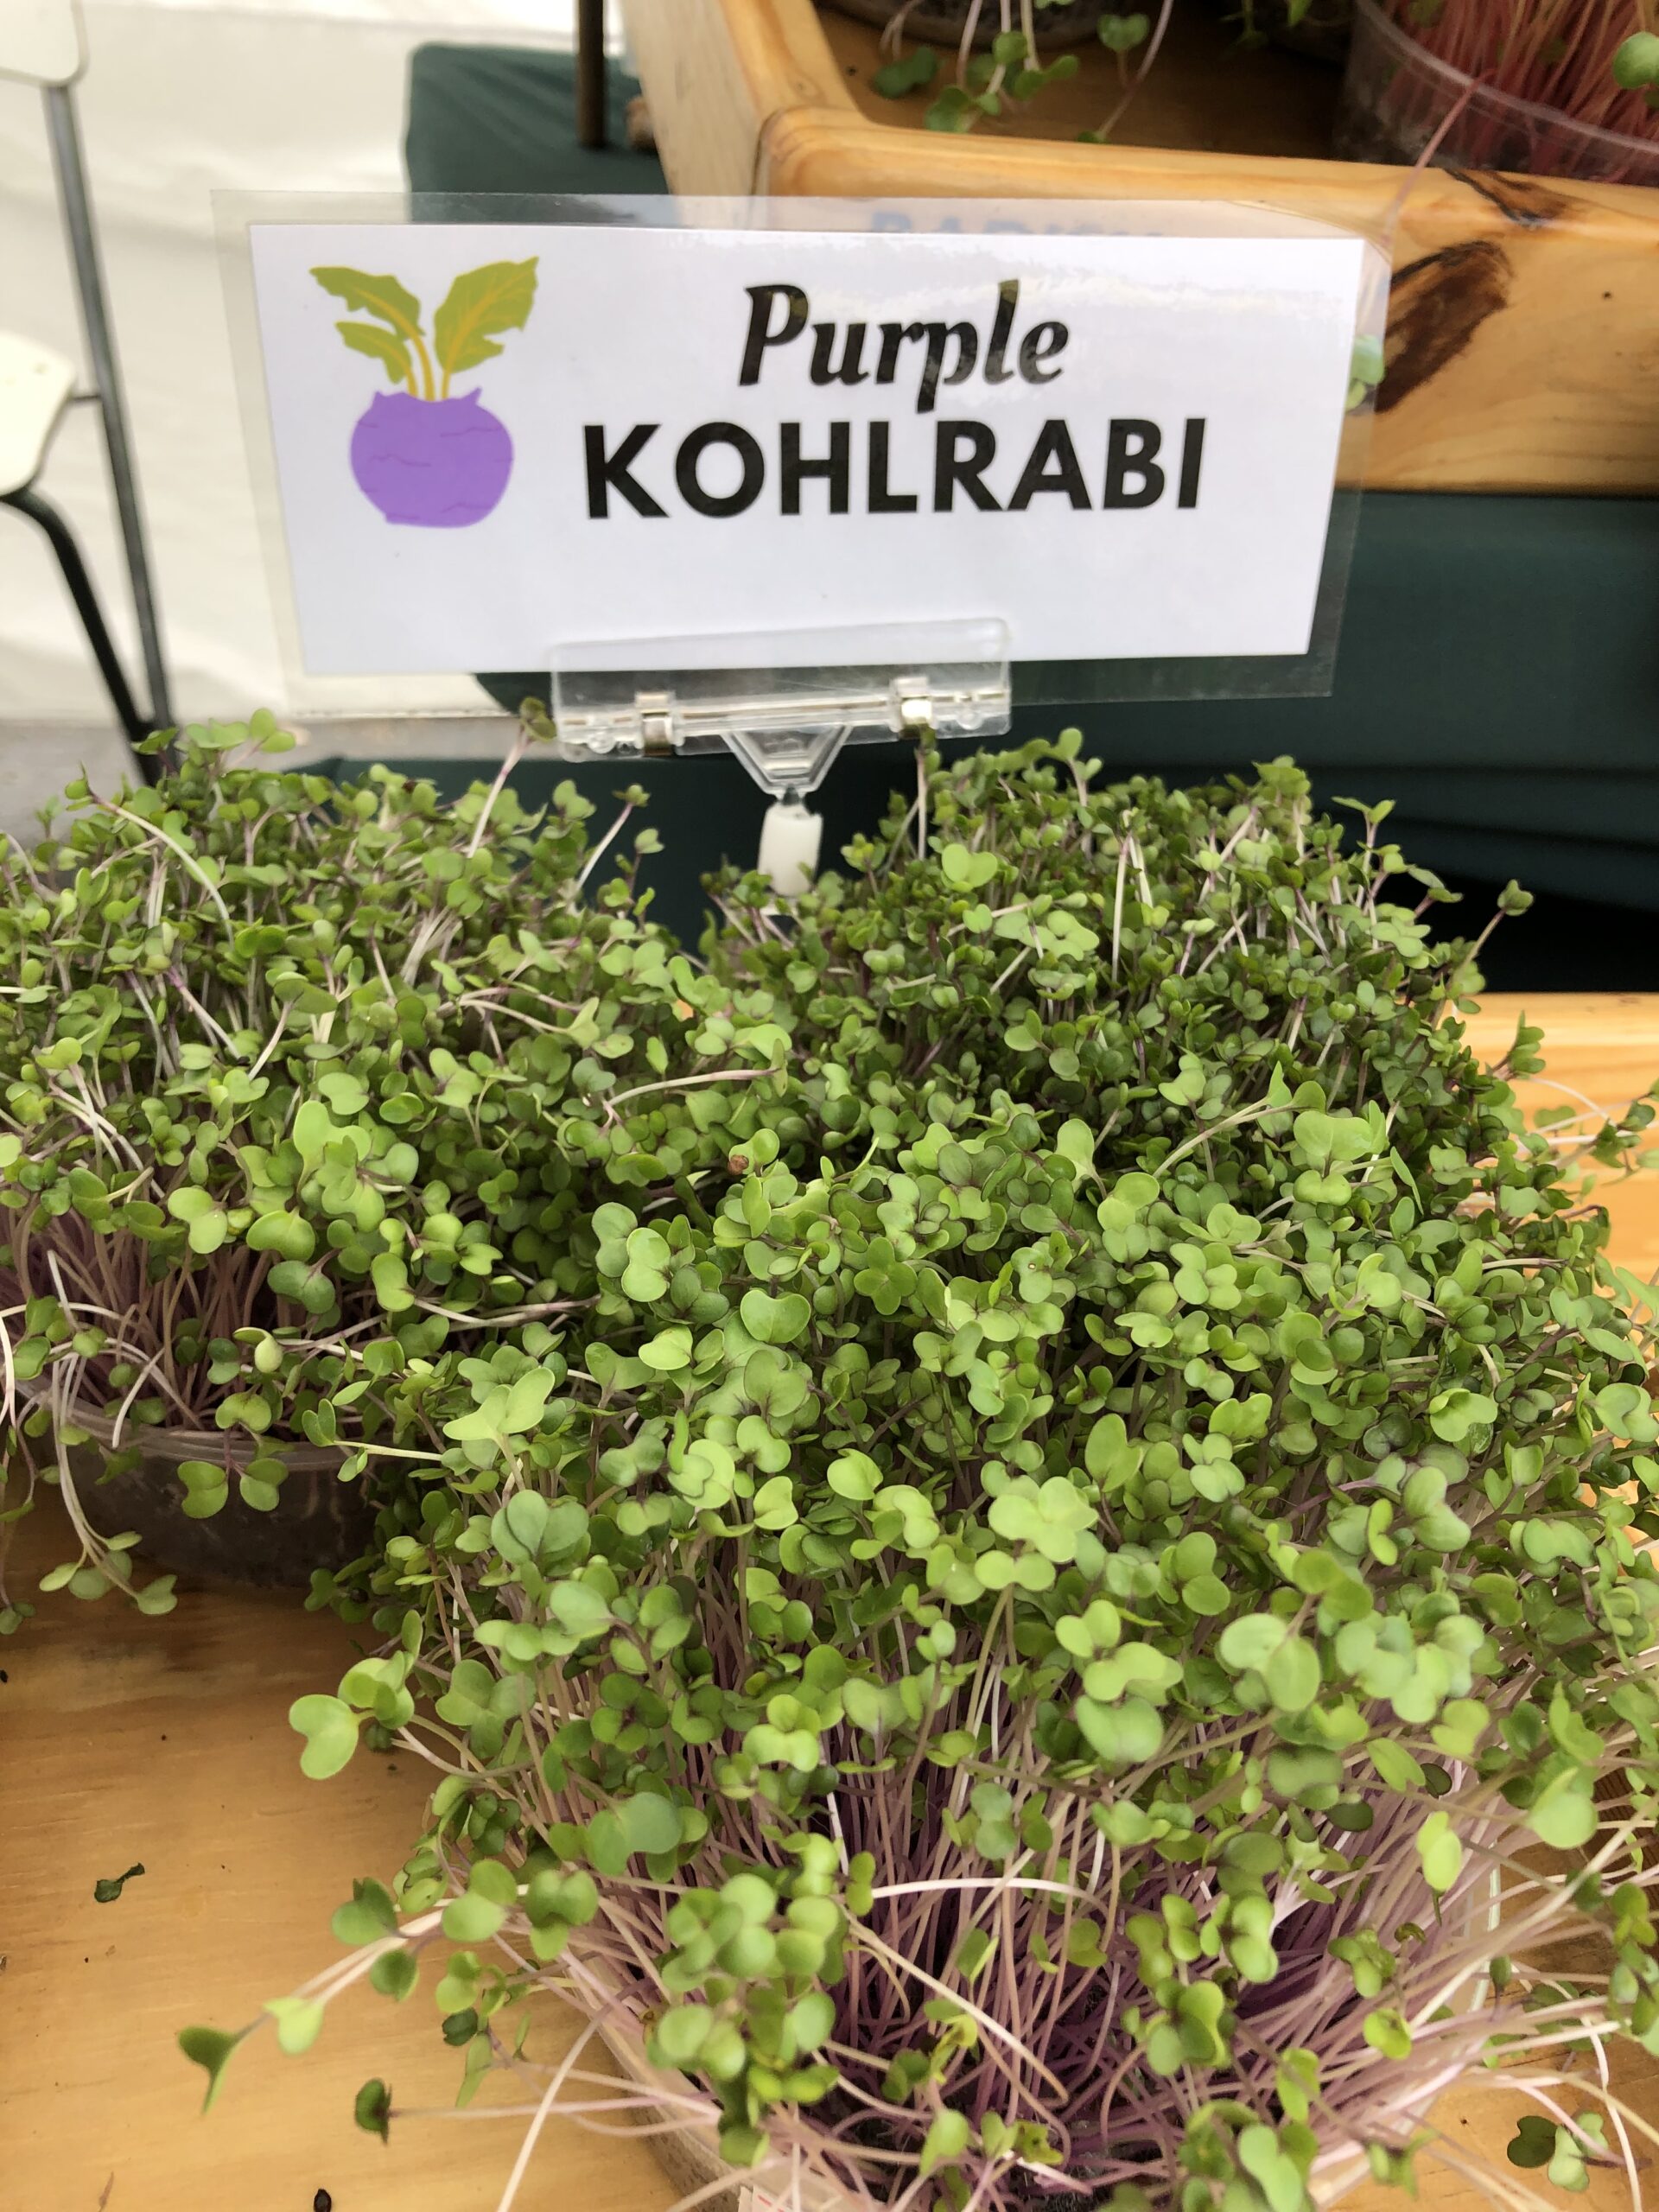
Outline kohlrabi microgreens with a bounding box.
[189,742,1659,2212]
[1386,0,1659,146]
[1228,0,1351,54]
[0,715,780,1626]
[864,2,1349,143]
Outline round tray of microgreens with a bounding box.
[151,731,1658,2212]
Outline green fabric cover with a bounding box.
[397,41,1659,959]
[407,42,666,200]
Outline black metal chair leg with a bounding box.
[3,482,159,784]
[577,0,607,149]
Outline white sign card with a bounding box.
[244,210,1370,677]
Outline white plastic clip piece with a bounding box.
[758,798,823,897]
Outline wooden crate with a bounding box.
[620,0,1659,497]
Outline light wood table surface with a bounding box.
[3,995,1656,2212]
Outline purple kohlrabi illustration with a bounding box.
[311,257,538,529]
[348,389,513,528]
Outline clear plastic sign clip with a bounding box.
[550,619,1011,892]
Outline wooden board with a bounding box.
[2,994,1656,2210]
[1464,991,1659,1283]
[0,1547,675,2212]
[620,0,1659,497]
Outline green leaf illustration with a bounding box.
[433,259,537,392]
[311,265,423,335]
[311,266,435,397]
[335,321,413,391]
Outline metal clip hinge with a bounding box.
[634,690,677,755]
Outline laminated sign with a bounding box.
[245,216,1370,676]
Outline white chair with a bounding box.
[1,0,171,768]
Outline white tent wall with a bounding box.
[0,0,584,733]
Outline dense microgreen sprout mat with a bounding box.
[0,717,707,1617]
[176,735,1659,2212]
[11,724,1656,2211]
